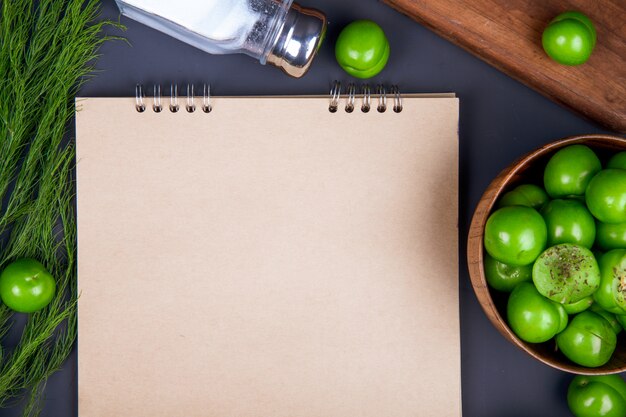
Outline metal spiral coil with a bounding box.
[135,82,403,114]
[186,84,196,113]
[345,83,356,113]
[202,84,212,113]
[361,84,371,113]
[135,84,146,113]
[391,85,402,113]
[153,85,162,113]
[327,81,401,114]
[329,81,341,113]
[169,84,179,113]
[376,84,387,113]
[135,83,213,113]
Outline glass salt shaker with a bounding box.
[115,0,327,77]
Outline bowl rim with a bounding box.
[467,133,626,375]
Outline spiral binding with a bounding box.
[202,84,212,113]
[345,83,356,113]
[329,81,341,113]
[135,84,146,112]
[169,84,179,113]
[153,85,162,112]
[327,81,402,114]
[135,83,210,114]
[361,84,371,113]
[135,82,402,114]
[376,84,387,113]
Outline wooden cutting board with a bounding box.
[383,0,626,132]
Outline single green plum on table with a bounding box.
[568,375,626,417]
[335,20,390,79]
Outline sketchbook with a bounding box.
[76,85,460,417]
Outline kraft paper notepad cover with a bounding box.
[76,95,460,416]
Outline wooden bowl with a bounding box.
[467,134,626,374]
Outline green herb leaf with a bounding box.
[0,1,122,415]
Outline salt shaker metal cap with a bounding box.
[266,4,327,78]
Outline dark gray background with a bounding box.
[2,0,619,416]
